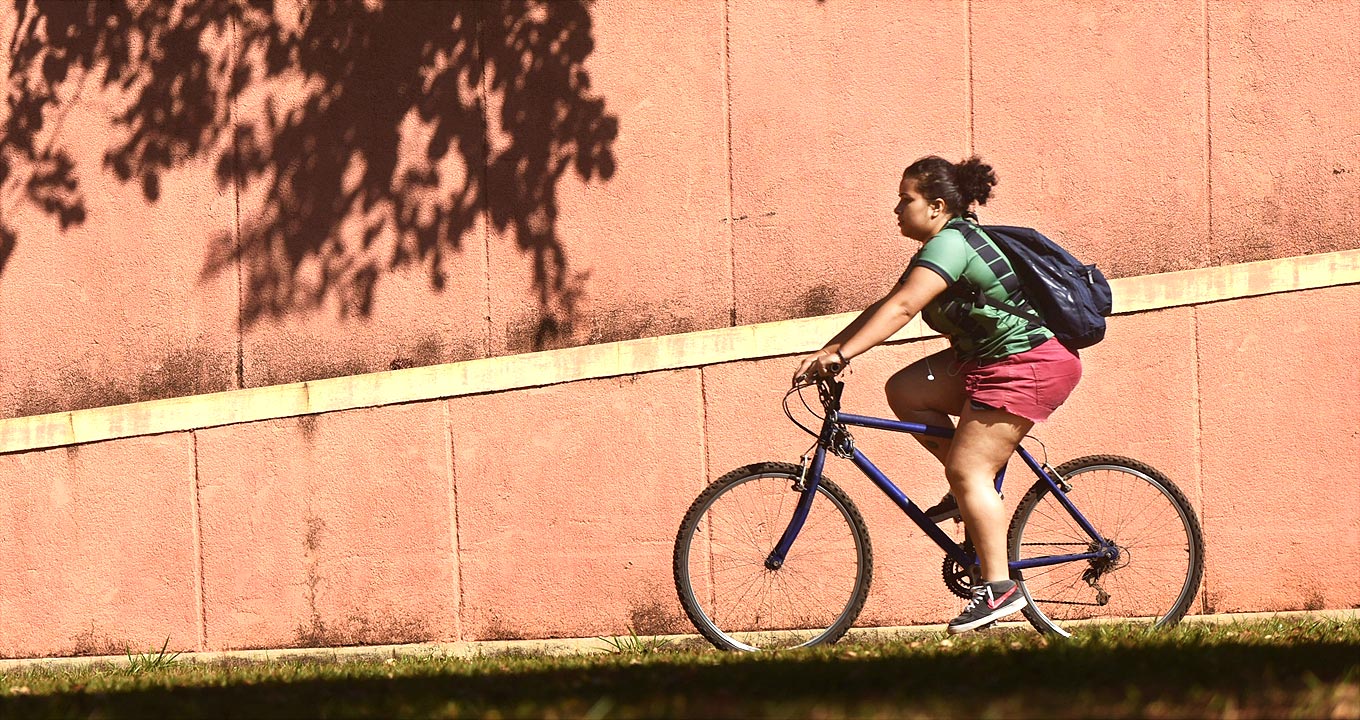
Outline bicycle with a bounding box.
[673,377,1204,651]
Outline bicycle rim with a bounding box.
[1010,457,1203,637]
[675,467,871,651]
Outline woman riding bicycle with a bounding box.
[795,155,1083,633]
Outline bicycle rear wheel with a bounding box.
[673,462,872,651]
[1008,455,1204,637]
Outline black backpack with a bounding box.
[951,220,1113,349]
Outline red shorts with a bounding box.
[959,338,1082,423]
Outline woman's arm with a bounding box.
[837,267,949,360]
[817,298,888,356]
[795,267,950,381]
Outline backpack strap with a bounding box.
[947,219,1045,327]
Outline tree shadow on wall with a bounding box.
[1,0,617,349]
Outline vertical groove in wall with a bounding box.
[478,6,494,357]
[722,0,737,327]
[1203,0,1213,253]
[443,400,464,641]
[697,368,712,489]
[965,0,974,154]
[1191,306,1209,613]
[698,367,715,612]
[231,15,244,389]
[1197,6,1212,615]
[190,431,207,651]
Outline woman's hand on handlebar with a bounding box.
[793,349,847,385]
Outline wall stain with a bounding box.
[628,597,686,636]
[254,335,477,386]
[9,343,233,418]
[297,414,320,440]
[1302,587,1327,612]
[253,357,375,389]
[289,511,437,649]
[477,614,527,642]
[67,625,128,658]
[294,612,433,649]
[506,299,702,355]
[794,283,838,319]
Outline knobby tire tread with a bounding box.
[673,461,874,651]
[1007,454,1205,635]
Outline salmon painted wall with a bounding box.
[2,1,1358,416]
[0,269,1356,658]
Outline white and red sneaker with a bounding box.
[947,580,1027,634]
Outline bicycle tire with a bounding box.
[673,462,873,651]
[1007,455,1204,637]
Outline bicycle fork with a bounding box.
[764,445,827,571]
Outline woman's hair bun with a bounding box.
[953,156,997,207]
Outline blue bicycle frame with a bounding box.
[766,380,1119,575]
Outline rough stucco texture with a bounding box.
[0,436,198,658]
[0,68,238,417]
[487,0,731,356]
[728,0,968,325]
[1196,284,1360,613]
[449,370,705,641]
[2,1,1358,414]
[195,403,457,650]
[0,283,1357,658]
[972,0,1208,277]
[1209,1,1360,266]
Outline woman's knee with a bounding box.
[944,462,991,491]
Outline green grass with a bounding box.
[2,618,1357,719]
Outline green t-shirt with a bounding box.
[903,220,1053,362]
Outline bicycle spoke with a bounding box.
[1011,457,1202,634]
[678,468,869,650]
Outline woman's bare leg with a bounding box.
[945,402,1033,582]
[884,347,966,466]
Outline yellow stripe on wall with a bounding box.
[1,249,1357,455]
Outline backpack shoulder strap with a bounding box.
[947,220,1044,327]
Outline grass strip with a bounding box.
[2,617,1356,719]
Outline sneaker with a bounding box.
[947,580,1027,634]
[923,492,961,523]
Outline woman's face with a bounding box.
[894,176,944,243]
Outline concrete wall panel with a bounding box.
[196,403,456,650]
[5,1,1360,415]
[230,3,491,387]
[0,63,239,416]
[449,370,704,640]
[1197,285,1360,613]
[0,435,198,658]
[1209,1,1360,264]
[972,0,1208,278]
[728,0,968,325]
[1032,307,1202,507]
[485,0,730,356]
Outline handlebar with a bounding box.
[783,377,846,439]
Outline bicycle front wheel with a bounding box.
[673,462,872,651]
[1008,455,1204,637]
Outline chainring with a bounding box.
[941,540,978,599]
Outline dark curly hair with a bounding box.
[903,155,998,218]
